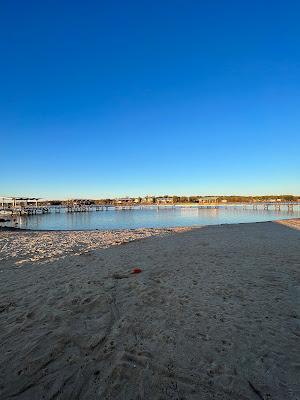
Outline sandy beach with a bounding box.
[0,220,299,399]
[0,227,189,266]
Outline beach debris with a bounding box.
[112,272,130,279]
[248,380,264,400]
[131,267,142,274]
[111,268,142,279]
[1,242,8,252]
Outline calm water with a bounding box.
[16,205,300,231]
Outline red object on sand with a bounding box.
[131,268,142,274]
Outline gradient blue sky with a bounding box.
[1,1,299,199]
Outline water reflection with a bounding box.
[16,205,300,231]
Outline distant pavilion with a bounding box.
[1,197,41,209]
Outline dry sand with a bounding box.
[0,227,189,266]
[276,218,300,231]
[0,221,299,399]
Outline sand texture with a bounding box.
[0,221,299,399]
[0,227,189,266]
[276,218,300,231]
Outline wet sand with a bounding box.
[0,221,299,399]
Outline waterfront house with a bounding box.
[143,196,155,204]
[198,196,219,204]
[156,197,173,204]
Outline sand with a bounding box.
[0,227,189,266]
[276,218,300,231]
[0,221,299,399]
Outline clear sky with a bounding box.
[1,1,299,199]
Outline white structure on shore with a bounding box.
[1,196,41,209]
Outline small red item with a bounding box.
[131,268,142,274]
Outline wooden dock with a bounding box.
[1,201,299,218]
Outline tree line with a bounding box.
[46,194,299,206]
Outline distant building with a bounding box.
[156,197,173,204]
[143,196,155,204]
[70,199,93,205]
[198,196,219,204]
[1,197,41,208]
[115,197,133,204]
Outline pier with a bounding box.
[1,196,299,219]
[0,197,49,216]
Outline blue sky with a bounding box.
[0,1,299,199]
